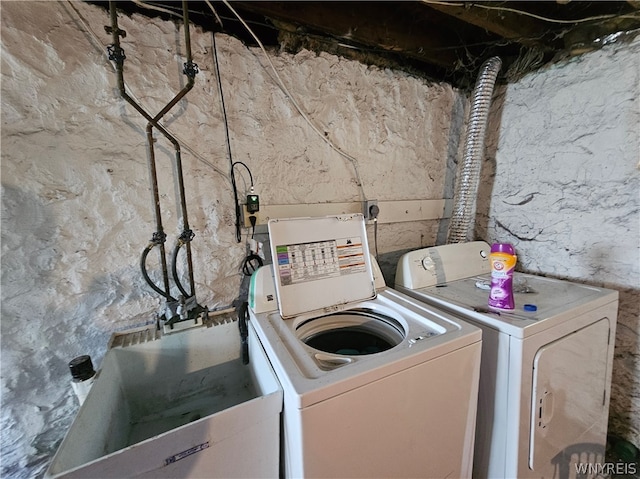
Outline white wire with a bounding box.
[218,0,366,201]
[131,0,179,18]
[64,0,116,72]
[474,3,639,24]
[203,0,224,28]
[419,0,465,6]
[419,0,640,25]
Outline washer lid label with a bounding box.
[268,215,375,318]
[276,236,366,286]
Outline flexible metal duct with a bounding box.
[447,56,502,244]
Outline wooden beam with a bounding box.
[233,1,467,68]
[422,1,556,50]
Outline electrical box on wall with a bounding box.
[364,200,379,220]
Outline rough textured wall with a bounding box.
[0,2,464,477]
[479,36,640,448]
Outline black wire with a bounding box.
[232,161,254,187]
[242,254,264,276]
[238,301,250,364]
[212,32,243,243]
[171,242,191,298]
[231,169,242,243]
[232,162,256,239]
[140,244,176,301]
[249,215,257,240]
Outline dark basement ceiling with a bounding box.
[98,1,640,89]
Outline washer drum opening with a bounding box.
[296,309,406,356]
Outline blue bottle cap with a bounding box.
[523,304,537,312]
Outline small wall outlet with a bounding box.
[364,200,379,220]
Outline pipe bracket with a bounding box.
[179,229,195,244]
[104,25,126,38]
[183,61,199,79]
[151,231,167,245]
[107,44,126,63]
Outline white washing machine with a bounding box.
[248,214,482,478]
[395,241,619,479]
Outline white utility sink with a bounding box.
[46,320,282,478]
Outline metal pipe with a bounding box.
[109,1,199,299]
[152,1,195,121]
[145,124,173,298]
[447,56,502,244]
[148,0,198,297]
[109,1,172,299]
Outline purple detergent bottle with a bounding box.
[488,243,517,311]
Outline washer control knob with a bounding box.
[421,256,435,271]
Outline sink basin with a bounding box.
[45,321,282,478]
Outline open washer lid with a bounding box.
[268,214,376,319]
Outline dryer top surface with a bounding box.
[395,243,618,338]
[402,272,618,338]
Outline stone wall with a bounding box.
[479,36,640,448]
[2,2,638,477]
[0,2,464,477]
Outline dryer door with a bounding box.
[529,318,611,471]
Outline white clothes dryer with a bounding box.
[395,241,619,479]
[248,214,482,479]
